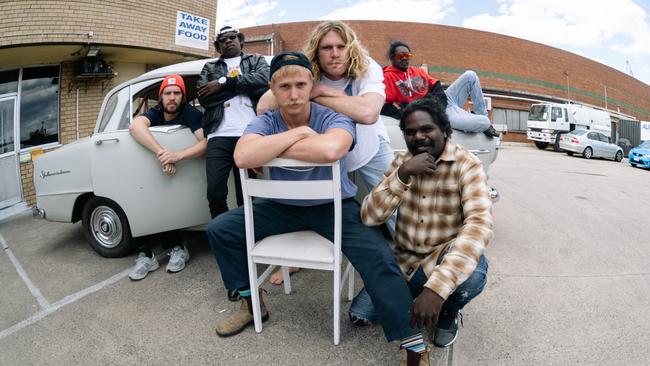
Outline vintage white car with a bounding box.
[33,58,498,258]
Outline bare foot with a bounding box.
[268,267,300,285]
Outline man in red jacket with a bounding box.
[382,41,497,137]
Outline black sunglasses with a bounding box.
[217,34,238,43]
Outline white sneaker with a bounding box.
[166,245,190,273]
[129,252,159,281]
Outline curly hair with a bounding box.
[400,98,453,137]
[304,21,369,81]
[387,40,411,60]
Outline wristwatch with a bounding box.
[218,76,227,85]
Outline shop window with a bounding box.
[0,69,19,95]
[19,66,60,149]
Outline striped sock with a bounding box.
[238,289,251,297]
[400,333,426,354]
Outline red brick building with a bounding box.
[240,21,650,142]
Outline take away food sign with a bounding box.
[175,11,209,50]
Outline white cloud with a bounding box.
[319,0,455,23]
[216,0,279,30]
[462,0,650,55]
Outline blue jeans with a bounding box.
[207,198,420,341]
[354,136,397,236]
[350,254,488,323]
[445,71,491,133]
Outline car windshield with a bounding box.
[528,105,547,121]
[639,141,650,149]
[569,130,587,136]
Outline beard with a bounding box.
[162,101,179,115]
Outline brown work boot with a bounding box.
[399,347,431,366]
[215,290,269,337]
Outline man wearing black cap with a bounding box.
[197,26,269,220]
[206,52,428,366]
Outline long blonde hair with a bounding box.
[304,21,369,81]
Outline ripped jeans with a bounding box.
[349,255,488,323]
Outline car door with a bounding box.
[586,132,602,157]
[90,78,210,238]
[598,133,616,159]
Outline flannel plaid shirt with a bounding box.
[360,139,493,299]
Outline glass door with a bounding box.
[0,96,21,209]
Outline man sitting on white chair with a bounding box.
[207,52,431,365]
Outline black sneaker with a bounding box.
[432,309,462,348]
[227,289,241,302]
[483,125,499,138]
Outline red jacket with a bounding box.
[383,65,438,104]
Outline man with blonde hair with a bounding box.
[208,52,430,365]
[258,20,396,287]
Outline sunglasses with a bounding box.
[217,34,238,43]
[395,52,413,60]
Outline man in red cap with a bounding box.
[128,74,205,280]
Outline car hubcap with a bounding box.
[586,149,592,158]
[90,205,122,248]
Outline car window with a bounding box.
[570,129,587,136]
[551,107,562,121]
[98,87,130,133]
[563,108,569,122]
[528,105,547,121]
[598,133,609,143]
[131,75,204,120]
[587,132,599,140]
[640,141,650,148]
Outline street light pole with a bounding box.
[563,70,570,103]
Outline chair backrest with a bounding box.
[239,158,343,261]
[240,158,341,201]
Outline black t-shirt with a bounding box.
[142,104,203,133]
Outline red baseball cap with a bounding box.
[159,74,186,96]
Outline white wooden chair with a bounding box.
[239,158,355,345]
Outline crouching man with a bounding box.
[207,52,431,365]
[354,97,493,348]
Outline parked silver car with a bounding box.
[559,129,623,161]
[33,58,499,258]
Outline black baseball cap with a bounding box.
[270,52,312,78]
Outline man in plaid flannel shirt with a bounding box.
[358,97,493,348]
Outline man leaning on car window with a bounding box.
[127,74,206,281]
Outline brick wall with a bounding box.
[0,0,216,58]
[241,21,650,121]
[59,61,115,144]
[19,162,36,206]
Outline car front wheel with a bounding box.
[535,141,548,150]
[81,197,134,258]
[566,151,574,156]
[614,151,623,162]
[582,147,593,159]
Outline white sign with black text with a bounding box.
[641,121,650,142]
[175,11,209,50]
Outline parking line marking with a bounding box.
[0,233,50,309]
[0,267,131,340]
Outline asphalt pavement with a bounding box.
[1,145,649,365]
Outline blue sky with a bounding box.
[216,0,650,86]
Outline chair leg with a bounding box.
[248,261,263,333]
[347,263,355,301]
[334,267,341,345]
[282,266,292,294]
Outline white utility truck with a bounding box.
[527,102,611,150]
